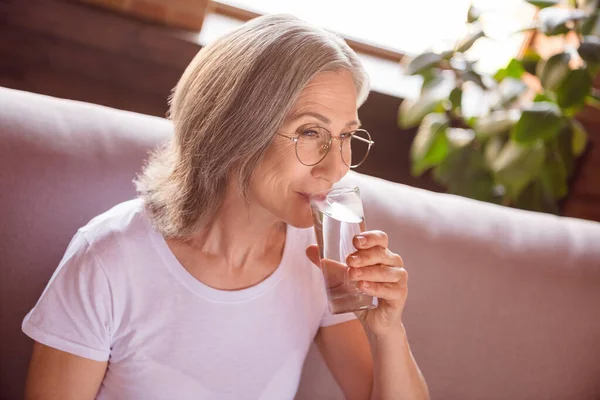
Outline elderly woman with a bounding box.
[22,14,428,400]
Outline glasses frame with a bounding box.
[277,125,374,169]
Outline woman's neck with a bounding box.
[164,199,286,291]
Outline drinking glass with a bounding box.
[310,187,378,314]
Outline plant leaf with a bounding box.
[461,69,487,89]
[512,102,565,144]
[446,128,476,148]
[515,180,559,213]
[398,91,447,129]
[492,140,546,200]
[554,126,575,177]
[586,88,600,110]
[491,77,528,109]
[578,35,600,67]
[449,87,463,113]
[571,119,588,156]
[456,27,485,53]
[410,113,449,176]
[540,141,569,200]
[538,8,587,35]
[467,4,482,23]
[520,50,542,75]
[433,144,497,202]
[525,0,560,8]
[579,12,599,36]
[537,52,571,91]
[461,81,490,117]
[484,136,507,167]
[420,69,447,95]
[494,58,526,82]
[405,52,444,75]
[474,110,521,140]
[534,92,555,102]
[556,68,593,110]
[400,71,455,129]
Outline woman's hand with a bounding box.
[306,230,408,338]
[346,230,407,338]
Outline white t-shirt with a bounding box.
[22,198,356,400]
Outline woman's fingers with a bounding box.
[347,246,404,269]
[320,258,349,289]
[308,243,408,295]
[305,245,321,268]
[350,265,407,283]
[357,280,407,301]
[352,230,389,250]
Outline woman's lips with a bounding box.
[298,192,327,203]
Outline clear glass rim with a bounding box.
[309,186,360,203]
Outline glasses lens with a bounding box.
[296,126,330,166]
[341,130,371,168]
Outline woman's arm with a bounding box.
[25,341,108,400]
[307,228,430,400]
[315,320,373,400]
[316,321,429,400]
[366,325,429,400]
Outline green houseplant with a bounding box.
[399,0,600,213]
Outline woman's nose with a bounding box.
[312,143,348,184]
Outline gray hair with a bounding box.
[135,13,370,239]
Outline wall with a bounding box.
[78,0,212,30]
[1,0,597,221]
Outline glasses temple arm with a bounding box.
[352,135,374,145]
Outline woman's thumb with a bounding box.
[305,245,321,269]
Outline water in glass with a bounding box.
[310,187,378,314]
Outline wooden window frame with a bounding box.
[212,1,536,63]
[211,1,406,62]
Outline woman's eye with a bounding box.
[301,129,320,138]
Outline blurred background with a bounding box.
[1,0,598,221]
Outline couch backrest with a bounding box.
[299,170,600,400]
[313,172,600,400]
[1,87,600,400]
[0,87,171,399]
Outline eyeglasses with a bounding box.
[277,125,374,169]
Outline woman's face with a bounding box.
[250,70,360,228]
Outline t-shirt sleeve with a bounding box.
[22,230,112,361]
[319,305,357,327]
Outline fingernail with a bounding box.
[356,236,366,246]
[350,255,360,265]
[353,267,362,278]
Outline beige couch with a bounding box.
[1,86,599,400]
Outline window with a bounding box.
[214,0,537,75]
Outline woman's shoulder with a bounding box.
[76,197,151,259]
